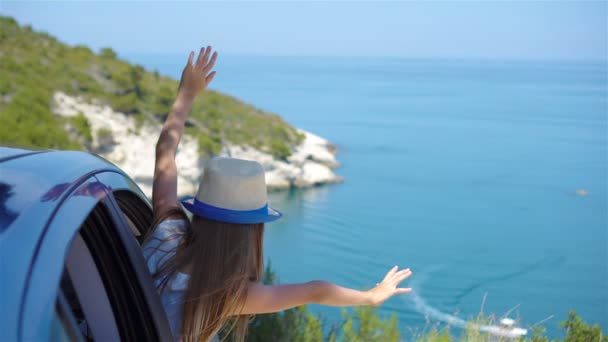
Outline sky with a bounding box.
[1,1,606,61]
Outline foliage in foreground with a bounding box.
[417,311,607,342]
[224,264,606,342]
[0,16,303,157]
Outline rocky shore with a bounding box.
[52,91,342,197]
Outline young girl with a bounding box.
[143,46,413,342]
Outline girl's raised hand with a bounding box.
[177,46,218,101]
[368,266,412,306]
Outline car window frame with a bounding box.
[55,282,87,342]
[21,172,172,342]
[90,171,173,341]
[21,177,108,341]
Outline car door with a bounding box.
[22,172,172,341]
[94,171,174,340]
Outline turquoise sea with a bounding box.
[129,54,607,338]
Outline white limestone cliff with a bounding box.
[51,91,342,197]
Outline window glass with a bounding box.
[59,270,92,341]
[113,190,153,244]
[76,201,164,341]
[54,288,86,342]
[48,185,172,342]
[49,310,71,342]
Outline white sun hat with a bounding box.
[180,157,282,224]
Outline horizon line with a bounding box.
[119,51,608,65]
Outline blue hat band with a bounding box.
[181,196,282,224]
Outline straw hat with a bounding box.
[181,157,282,224]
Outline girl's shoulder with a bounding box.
[142,218,189,270]
[148,206,190,240]
[151,218,189,239]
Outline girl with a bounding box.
[143,46,413,342]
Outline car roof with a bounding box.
[0,147,127,233]
[0,147,49,162]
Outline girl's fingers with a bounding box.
[200,46,211,67]
[187,51,195,67]
[196,47,206,66]
[396,288,412,294]
[205,51,218,71]
[205,71,216,85]
[383,266,399,282]
[396,268,411,277]
[395,270,412,284]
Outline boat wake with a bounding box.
[404,267,528,338]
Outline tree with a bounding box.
[100,47,117,59]
[130,65,145,98]
[561,311,607,342]
[156,84,175,114]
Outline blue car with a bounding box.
[0,147,173,341]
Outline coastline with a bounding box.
[52,91,342,197]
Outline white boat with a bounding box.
[478,318,528,338]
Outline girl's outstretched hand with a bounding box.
[368,266,412,306]
[177,46,218,102]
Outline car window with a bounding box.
[49,309,71,342]
[23,177,170,342]
[75,172,174,341]
[76,201,162,341]
[113,190,153,244]
[54,289,86,342]
[50,198,164,342]
[60,229,120,341]
[58,267,94,341]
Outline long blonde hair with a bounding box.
[149,207,264,342]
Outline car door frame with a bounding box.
[20,171,173,342]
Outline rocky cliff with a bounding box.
[52,92,342,197]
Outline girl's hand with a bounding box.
[177,46,218,103]
[368,266,412,306]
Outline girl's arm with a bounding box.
[152,47,217,218]
[238,266,412,315]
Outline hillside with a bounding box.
[0,16,302,158]
[0,16,342,194]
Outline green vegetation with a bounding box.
[0,16,303,157]
[223,265,606,342]
[96,127,113,144]
[269,139,292,161]
[415,311,607,342]
[68,112,93,146]
[560,311,607,342]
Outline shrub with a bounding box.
[69,112,93,145]
[197,135,222,157]
[339,306,400,342]
[100,47,117,59]
[0,85,79,150]
[269,139,291,160]
[562,310,607,342]
[96,127,114,147]
[154,84,175,114]
[111,93,139,114]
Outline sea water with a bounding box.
[129,54,607,338]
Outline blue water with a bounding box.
[129,54,607,338]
